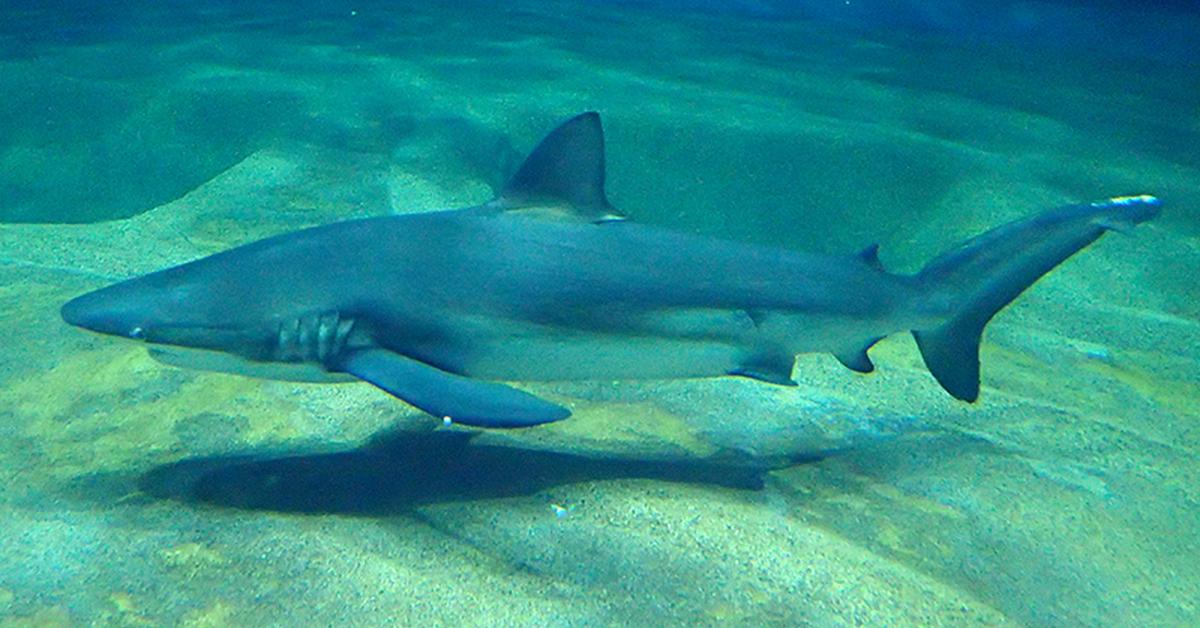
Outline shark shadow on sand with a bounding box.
[137,430,807,515]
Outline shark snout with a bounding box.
[61,287,149,340]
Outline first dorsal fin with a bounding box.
[494,112,625,223]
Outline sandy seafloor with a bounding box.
[1,0,1199,624]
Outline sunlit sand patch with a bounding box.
[11,347,305,479]
[532,400,720,459]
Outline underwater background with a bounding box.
[1,0,1198,624]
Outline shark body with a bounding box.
[61,113,1161,427]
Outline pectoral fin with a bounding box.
[333,349,571,428]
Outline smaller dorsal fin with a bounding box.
[493,112,625,223]
[857,243,884,272]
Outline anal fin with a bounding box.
[833,336,884,373]
[332,349,571,428]
[730,351,797,386]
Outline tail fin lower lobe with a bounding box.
[913,195,1161,401]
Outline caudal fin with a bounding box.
[914,195,1161,401]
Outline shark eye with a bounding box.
[129,326,145,339]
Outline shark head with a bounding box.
[61,247,362,387]
[61,262,274,357]
[63,269,192,341]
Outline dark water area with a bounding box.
[7,0,1198,66]
[607,0,1200,59]
[2,0,1197,238]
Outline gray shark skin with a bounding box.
[61,112,1162,428]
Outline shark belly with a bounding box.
[374,308,752,382]
[148,345,357,383]
[389,306,897,383]
[460,331,746,382]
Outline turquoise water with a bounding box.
[2,1,1198,624]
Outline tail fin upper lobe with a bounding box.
[913,195,1161,401]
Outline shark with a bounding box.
[61,112,1162,428]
